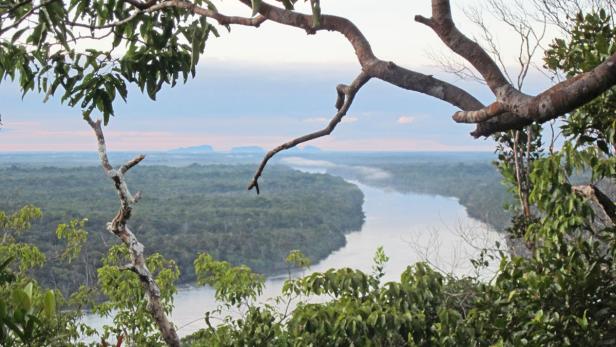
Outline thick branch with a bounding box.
[234,0,616,140]
[417,0,616,137]
[240,0,588,139]
[247,72,371,193]
[466,54,616,136]
[573,184,616,226]
[453,102,506,123]
[415,0,510,93]
[237,0,485,111]
[85,117,180,347]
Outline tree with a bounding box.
[0,205,96,345]
[2,0,616,346]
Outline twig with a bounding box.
[247,71,371,193]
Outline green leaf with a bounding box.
[43,290,56,318]
[251,0,262,16]
[146,75,157,101]
[11,28,29,43]
[282,0,295,10]
[597,140,610,154]
[310,0,321,27]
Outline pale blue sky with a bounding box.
[0,0,556,152]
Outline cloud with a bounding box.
[302,116,357,125]
[281,157,391,181]
[302,117,329,124]
[342,116,358,124]
[397,116,415,125]
[281,157,337,168]
[354,166,391,180]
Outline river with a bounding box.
[82,168,505,339]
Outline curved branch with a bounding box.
[414,1,511,94]
[417,0,616,137]
[463,53,616,136]
[237,0,485,111]
[236,0,616,140]
[85,117,180,347]
[247,72,371,193]
[453,101,506,123]
[154,0,268,27]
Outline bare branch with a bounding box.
[469,53,616,136]
[68,0,266,30]
[85,117,180,347]
[247,71,371,193]
[120,154,145,174]
[572,184,616,226]
[415,0,511,93]
[0,0,60,36]
[237,0,485,111]
[84,117,113,172]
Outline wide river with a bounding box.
[83,168,504,338]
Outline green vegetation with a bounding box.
[1,0,615,345]
[0,205,91,346]
[180,9,616,346]
[0,165,364,294]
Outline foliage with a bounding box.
[546,10,616,156]
[93,244,180,346]
[183,10,616,347]
[194,252,264,307]
[0,164,364,294]
[0,0,218,123]
[55,218,88,263]
[184,219,614,346]
[0,206,96,346]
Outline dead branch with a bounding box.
[572,184,616,226]
[85,117,180,347]
[247,71,371,193]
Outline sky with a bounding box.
[0,0,558,152]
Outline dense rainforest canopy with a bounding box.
[0,164,364,294]
[1,0,616,346]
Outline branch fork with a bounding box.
[85,116,180,347]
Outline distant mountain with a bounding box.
[230,146,266,154]
[169,145,214,153]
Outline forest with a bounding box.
[0,164,364,294]
[1,0,616,346]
